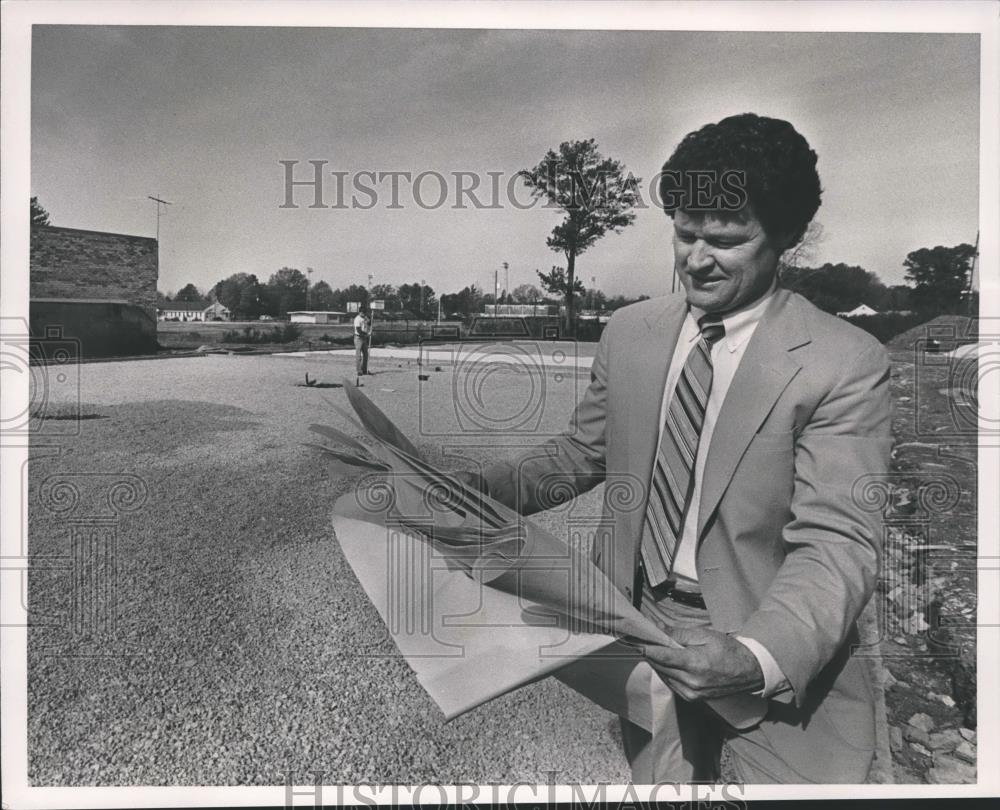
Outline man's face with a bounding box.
[672,208,785,314]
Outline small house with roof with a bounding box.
[158,300,230,321]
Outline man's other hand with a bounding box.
[642,626,765,701]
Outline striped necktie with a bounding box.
[640,314,726,587]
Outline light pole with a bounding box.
[503,262,509,312]
[306,267,313,309]
[366,273,375,360]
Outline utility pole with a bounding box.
[306,267,314,309]
[494,268,499,316]
[366,273,375,366]
[421,278,426,320]
[148,195,172,241]
[503,262,509,312]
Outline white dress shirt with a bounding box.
[655,280,790,698]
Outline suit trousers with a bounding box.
[623,588,859,784]
[621,593,724,783]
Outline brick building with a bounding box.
[30,225,159,357]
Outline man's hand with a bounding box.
[641,626,765,701]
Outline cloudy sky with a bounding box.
[31,26,979,298]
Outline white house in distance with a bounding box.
[158,300,231,321]
[288,310,350,324]
[837,303,879,318]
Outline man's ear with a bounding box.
[775,228,800,254]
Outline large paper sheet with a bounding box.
[331,513,618,720]
[316,383,766,728]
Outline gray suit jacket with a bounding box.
[483,287,892,773]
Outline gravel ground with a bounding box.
[876,317,979,783]
[27,351,628,786]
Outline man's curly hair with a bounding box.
[659,113,822,247]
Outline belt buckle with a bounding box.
[663,578,704,608]
[639,561,705,607]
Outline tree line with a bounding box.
[777,243,977,316]
[157,241,975,324]
[157,270,650,322]
[159,237,975,325]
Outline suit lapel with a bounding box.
[624,296,687,540]
[696,289,809,538]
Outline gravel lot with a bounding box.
[27,350,627,786]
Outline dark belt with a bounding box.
[641,561,707,609]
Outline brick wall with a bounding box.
[30,226,159,357]
[30,226,158,320]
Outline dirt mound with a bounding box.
[887,315,974,354]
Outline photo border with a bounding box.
[2,1,997,806]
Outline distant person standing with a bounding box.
[353,306,371,383]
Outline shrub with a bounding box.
[319,333,354,346]
[221,322,303,344]
[574,319,605,342]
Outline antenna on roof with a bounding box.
[147,195,172,241]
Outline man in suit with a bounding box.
[473,113,892,783]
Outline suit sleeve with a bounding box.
[737,340,892,707]
[480,324,611,515]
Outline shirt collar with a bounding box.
[686,278,778,352]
